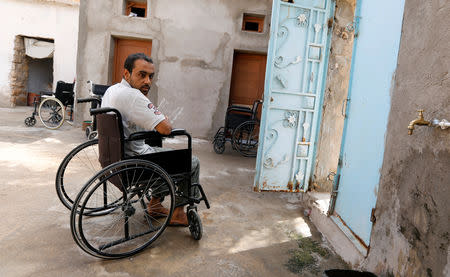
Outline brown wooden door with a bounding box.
[229,52,267,116]
[113,39,152,84]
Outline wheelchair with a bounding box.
[25,80,75,129]
[212,99,262,157]
[67,107,210,259]
[55,82,159,213]
[76,81,110,140]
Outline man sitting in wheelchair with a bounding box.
[101,53,199,226]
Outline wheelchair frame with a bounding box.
[68,107,210,259]
[213,99,262,157]
[76,80,110,140]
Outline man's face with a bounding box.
[124,59,155,95]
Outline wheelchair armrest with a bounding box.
[90,107,120,116]
[128,131,160,141]
[39,91,53,96]
[128,129,192,149]
[168,128,188,137]
[229,104,252,110]
[128,129,188,140]
[77,97,101,105]
[227,106,253,114]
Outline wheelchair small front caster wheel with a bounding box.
[85,125,92,138]
[188,209,202,240]
[88,130,97,140]
[24,116,36,127]
[213,131,225,154]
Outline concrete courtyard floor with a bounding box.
[0,107,348,277]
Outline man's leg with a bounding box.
[146,147,200,226]
[170,155,200,226]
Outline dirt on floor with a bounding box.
[0,106,348,277]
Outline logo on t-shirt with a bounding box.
[148,103,162,115]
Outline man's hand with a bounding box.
[155,116,172,135]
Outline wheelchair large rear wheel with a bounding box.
[70,159,175,259]
[231,120,259,157]
[39,97,65,129]
[56,139,100,211]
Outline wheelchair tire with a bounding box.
[24,116,36,127]
[39,97,65,129]
[55,139,100,211]
[213,131,225,154]
[232,120,259,157]
[70,159,175,259]
[188,209,202,240]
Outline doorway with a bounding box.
[229,51,267,116]
[27,57,53,106]
[112,39,152,84]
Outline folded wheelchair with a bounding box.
[212,99,262,157]
[61,107,210,259]
[76,81,110,140]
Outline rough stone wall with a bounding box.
[9,36,29,107]
[0,0,79,108]
[76,0,272,137]
[312,0,356,192]
[363,1,450,276]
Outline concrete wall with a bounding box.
[0,0,79,107]
[363,1,450,276]
[313,0,356,192]
[76,0,272,137]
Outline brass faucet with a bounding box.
[408,110,431,135]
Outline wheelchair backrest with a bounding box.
[251,99,262,120]
[54,81,75,106]
[92,83,110,96]
[96,112,125,169]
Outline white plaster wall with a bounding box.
[0,0,79,107]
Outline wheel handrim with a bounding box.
[232,121,259,157]
[56,140,101,211]
[39,98,65,129]
[71,160,175,258]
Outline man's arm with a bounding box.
[155,117,172,135]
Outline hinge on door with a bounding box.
[370,208,376,223]
[338,158,343,167]
[327,174,340,216]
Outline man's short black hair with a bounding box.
[124,53,153,73]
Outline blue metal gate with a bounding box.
[330,0,406,254]
[254,0,333,192]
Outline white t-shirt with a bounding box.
[101,79,165,156]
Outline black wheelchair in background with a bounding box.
[76,81,110,140]
[213,99,262,157]
[25,80,75,129]
[65,107,209,259]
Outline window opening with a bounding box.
[242,14,265,33]
[125,1,147,18]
